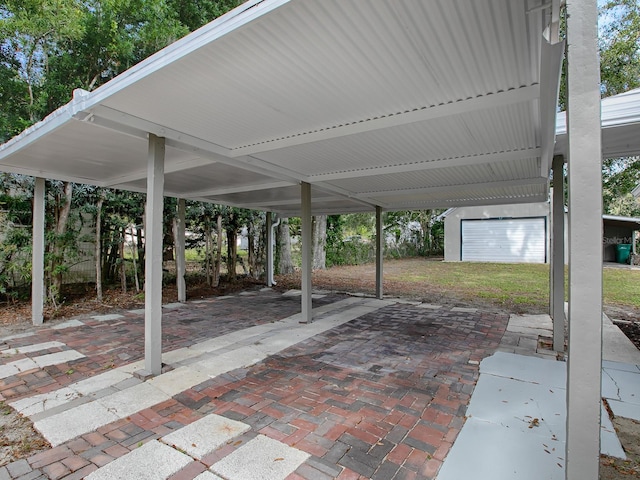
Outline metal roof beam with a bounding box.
[187,181,294,198]
[307,148,541,182]
[356,177,549,199]
[229,85,541,157]
[103,157,217,187]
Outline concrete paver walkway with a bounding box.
[1,288,638,479]
[0,288,507,479]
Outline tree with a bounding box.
[600,0,640,97]
[312,215,327,270]
[276,218,294,274]
[0,0,84,121]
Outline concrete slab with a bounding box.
[416,303,442,309]
[467,374,566,432]
[0,363,20,379]
[603,315,640,364]
[608,399,640,421]
[162,414,250,460]
[282,290,302,297]
[211,435,310,480]
[128,309,146,315]
[9,387,80,417]
[194,473,224,480]
[602,367,640,405]
[90,314,124,322]
[436,417,565,480]
[33,350,85,368]
[602,360,640,373]
[85,440,192,480]
[601,404,626,459]
[480,351,566,390]
[98,382,170,418]
[163,302,184,309]
[51,319,84,329]
[35,400,120,446]
[72,369,133,396]
[508,314,553,329]
[147,366,210,397]
[451,307,477,313]
[7,341,65,354]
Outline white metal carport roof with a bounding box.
[0,0,563,216]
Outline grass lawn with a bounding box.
[286,258,640,314]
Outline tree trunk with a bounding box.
[226,227,238,281]
[205,217,212,286]
[129,226,140,293]
[119,230,127,293]
[215,214,222,286]
[95,193,104,302]
[312,215,327,270]
[136,222,144,282]
[277,218,294,274]
[52,182,73,301]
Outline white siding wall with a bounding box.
[444,201,554,263]
[461,217,546,263]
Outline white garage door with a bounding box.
[461,217,547,263]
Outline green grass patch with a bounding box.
[382,260,640,312]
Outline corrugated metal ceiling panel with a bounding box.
[0,0,562,216]
[100,0,539,150]
[254,102,538,178]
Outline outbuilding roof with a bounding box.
[0,0,563,216]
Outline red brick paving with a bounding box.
[0,290,508,479]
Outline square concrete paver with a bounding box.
[85,440,192,480]
[194,472,224,480]
[211,435,310,480]
[162,414,250,460]
[90,313,125,321]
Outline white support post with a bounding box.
[550,155,565,352]
[176,198,186,303]
[375,206,384,300]
[144,134,165,376]
[301,183,312,323]
[266,211,273,287]
[565,2,603,479]
[31,177,45,326]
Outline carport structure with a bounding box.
[0,1,614,478]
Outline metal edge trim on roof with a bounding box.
[0,0,290,163]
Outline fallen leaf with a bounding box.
[274,457,284,462]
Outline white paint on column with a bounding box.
[375,206,384,300]
[565,1,603,478]
[176,198,186,303]
[551,156,566,352]
[32,177,45,326]
[266,211,273,287]
[301,182,312,323]
[145,134,165,376]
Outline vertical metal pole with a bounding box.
[551,155,566,352]
[176,198,186,303]
[266,211,273,287]
[301,182,312,323]
[565,1,603,478]
[31,177,45,326]
[145,134,165,376]
[375,206,384,300]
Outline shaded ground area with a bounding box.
[0,291,508,479]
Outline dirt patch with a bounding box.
[0,402,49,467]
[601,417,640,479]
[613,321,640,351]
